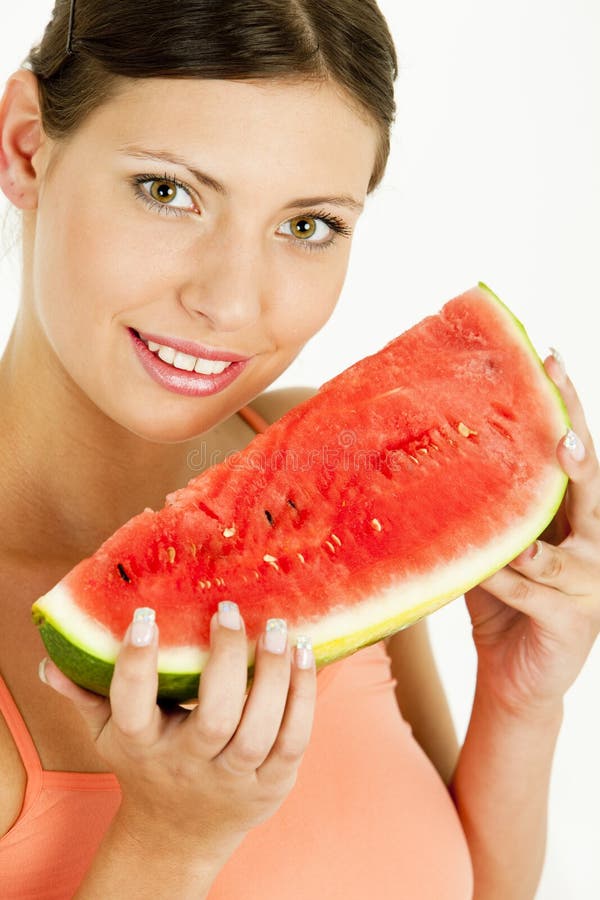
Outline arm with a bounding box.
[449,354,599,899]
[386,620,562,899]
[449,683,562,900]
[73,811,238,900]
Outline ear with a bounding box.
[0,69,49,211]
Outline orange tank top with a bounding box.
[0,405,473,898]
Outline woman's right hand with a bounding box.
[39,602,317,860]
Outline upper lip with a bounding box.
[132,328,252,363]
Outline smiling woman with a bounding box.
[1,2,598,899]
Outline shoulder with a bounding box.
[247,386,318,426]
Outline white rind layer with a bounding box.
[34,458,566,675]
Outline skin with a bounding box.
[0,66,599,899]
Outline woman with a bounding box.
[0,1,598,897]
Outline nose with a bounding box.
[180,231,264,334]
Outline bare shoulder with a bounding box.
[249,386,318,424]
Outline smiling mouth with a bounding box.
[130,329,235,375]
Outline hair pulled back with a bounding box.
[23,0,398,194]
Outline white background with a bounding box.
[1,2,598,897]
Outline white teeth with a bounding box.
[194,358,229,375]
[157,346,176,365]
[173,351,197,372]
[144,337,233,375]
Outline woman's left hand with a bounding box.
[465,351,600,717]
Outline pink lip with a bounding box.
[128,328,250,397]
[134,329,251,363]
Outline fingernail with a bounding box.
[549,346,566,377]
[530,540,543,560]
[264,618,287,654]
[129,607,156,647]
[563,429,585,461]
[218,600,241,630]
[38,657,50,685]
[295,635,314,669]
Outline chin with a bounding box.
[106,404,215,445]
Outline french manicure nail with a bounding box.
[295,635,314,669]
[218,600,241,630]
[38,657,49,685]
[549,346,566,377]
[265,618,287,654]
[130,607,156,647]
[563,429,585,461]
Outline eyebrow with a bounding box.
[117,146,365,213]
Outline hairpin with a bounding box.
[66,0,76,55]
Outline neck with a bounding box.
[0,309,225,566]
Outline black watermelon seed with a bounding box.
[117,563,131,583]
[264,509,275,526]
[287,499,298,510]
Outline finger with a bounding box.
[509,539,596,595]
[216,619,292,775]
[258,635,317,786]
[109,607,161,742]
[544,353,600,538]
[479,566,570,629]
[557,431,600,542]
[545,352,595,448]
[39,657,110,741]
[190,603,249,757]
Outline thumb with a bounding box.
[39,657,111,740]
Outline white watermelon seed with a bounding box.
[457,422,477,438]
[167,546,176,564]
[371,518,382,532]
[331,533,342,546]
[263,554,280,571]
[223,525,236,538]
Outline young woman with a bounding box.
[0,1,598,897]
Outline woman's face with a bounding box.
[29,76,378,442]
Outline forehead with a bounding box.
[66,76,379,196]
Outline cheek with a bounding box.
[266,250,349,346]
[33,195,157,340]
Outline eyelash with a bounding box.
[130,171,353,253]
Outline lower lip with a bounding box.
[128,329,250,397]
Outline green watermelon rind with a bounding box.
[33,609,204,701]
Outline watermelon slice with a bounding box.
[32,283,569,701]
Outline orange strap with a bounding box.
[237,404,270,435]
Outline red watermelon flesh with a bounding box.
[32,284,569,700]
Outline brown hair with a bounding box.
[22,0,398,194]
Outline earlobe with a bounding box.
[0,69,47,211]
